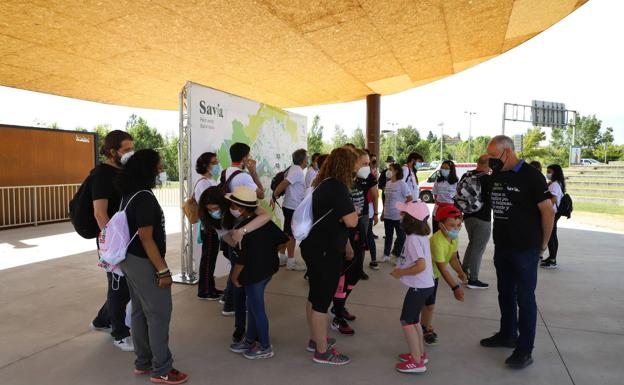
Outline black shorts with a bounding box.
[400,286,435,326]
[301,245,343,313]
[283,207,294,236]
[425,278,439,306]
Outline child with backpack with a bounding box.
[390,201,435,374]
[421,205,467,345]
[225,186,288,359]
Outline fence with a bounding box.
[0,184,181,229]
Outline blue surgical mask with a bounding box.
[211,164,221,176]
[442,224,460,240]
[209,210,222,220]
[440,169,450,178]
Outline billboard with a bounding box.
[186,82,307,274]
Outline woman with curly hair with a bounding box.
[300,147,358,366]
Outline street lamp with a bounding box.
[383,121,399,159]
[437,122,444,161]
[464,111,476,162]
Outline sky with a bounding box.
[0,0,622,144]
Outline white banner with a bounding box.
[187,82,307,275]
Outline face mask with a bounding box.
[210,164,221,176]
[546,173,553,181]
[156,171,166,185]
[440,169,450,178]
[357,166,371,179]
[209,210,222,220]
[386,170,393,179]
[488,151,505,173]
[442,224,460,240]
[120,151,135,165]
[230,208,241,218]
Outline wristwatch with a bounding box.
[451,285,460,292]
[242,227,248,234]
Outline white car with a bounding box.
[418,163,477,203]
[580,158,601,166]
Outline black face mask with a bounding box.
[488,151,505,173]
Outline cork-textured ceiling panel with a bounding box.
[0,0,588,109]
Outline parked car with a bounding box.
[418,163,477,203]
[580,158,601,166]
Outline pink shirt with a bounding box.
[397,234,435,289]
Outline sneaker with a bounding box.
[306,338,337,353]
[467,279,489,289]
[197,293,221,301]
[380,255,391,263]
[391,250,399,257]
[134,368,150,375]
[480,332,517,348]
[369,261,380,270]
[230,339,255,354]
[395,357,426,374]
[286,259,306,271]
[540,259,558,269]
[243,345,274,360]
[232,327,245,343]
[399,352,428,364]
[313,347,351,366]
[279,254,288,266]
[331,307,356,321]
[150,368,188,384]
[360,271,369,280]
[89,322,111,332]
[219,295,226,305]
[423,328,437,345]
[222,309,235,317]
[113,337,134,352]
[331,318,355,336]
[505,349,533,369]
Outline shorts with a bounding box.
[283,207,294,236]
[425,278,439,306]
[400,286,435,326]
[301,245,343,313]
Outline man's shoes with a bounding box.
[149,368,188,384]
[480,332,517,348]
[197,293,221,301]
[369,261,380,270]
[90,322,111,332]
[114,337,135,352]
[467,279,489,289]
[505,350,533,369]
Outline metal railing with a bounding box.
[0,184,181,229]
[0,184,80,229]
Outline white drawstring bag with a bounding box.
[291,179,332,241]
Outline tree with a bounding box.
[307,115,324,155]
[126,115,164,151]
[351,126,366,149]
[161,136,179,181]
[91,124,111,162]
[426,131,437,143]
[519,127,548,160]
[331,125,348,149]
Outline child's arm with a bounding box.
[231,264,244,288]
[391,258,426,279]
[449,252,468,283]
[436,261,465,302]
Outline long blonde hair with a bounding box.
[312,147,356,190]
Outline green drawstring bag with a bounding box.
[197,221,203,244]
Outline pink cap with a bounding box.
[395,201,430,221]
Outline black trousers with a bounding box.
[547,214,561,261]
[333,217,367,317]
[93,272,131,340]
[199,227,220,296]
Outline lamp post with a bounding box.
[383,121,399,159]
[437,122,444,161]
[464,111,476,162]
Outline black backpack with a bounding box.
[557,193,573,219]
[68,169,100,239]
[218,169,244,193]
[271,166,291,198]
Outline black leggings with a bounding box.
[547,214,561,261]
[332,218,366,318]
[199,227,220,296]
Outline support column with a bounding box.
[366,94,380,157]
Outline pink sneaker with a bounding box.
[398,352,428,364]
[395,358,426,374]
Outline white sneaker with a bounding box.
[114,337,134,352]
[380,255,391,263]
[286,259,306,271]
[279,254,288,266]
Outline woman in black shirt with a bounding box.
[116,149,188,385]
[300,148,358,366]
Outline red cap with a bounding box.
[435,205,462,222]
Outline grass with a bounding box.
[574,203,624,216]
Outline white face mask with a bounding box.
[120,151,135,165]
[357,166,371,179]
[230,208,241,218]
[386,170,393,179]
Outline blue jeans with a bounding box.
[224,259,246,331]
[383,219,405,256]
[494,247,539,353]
[245,278,271,349]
